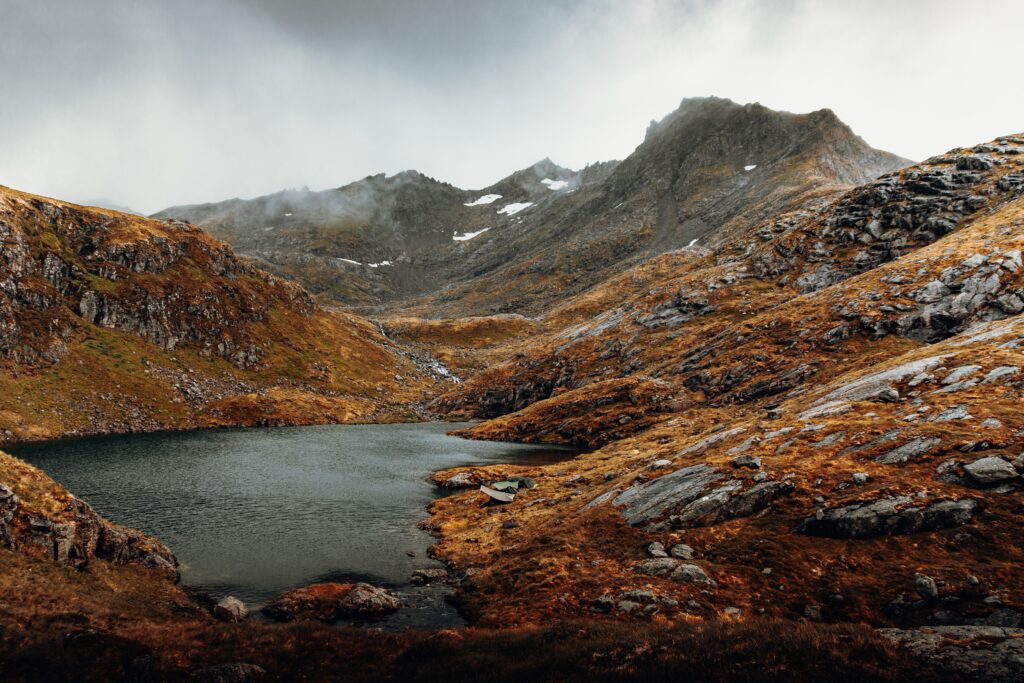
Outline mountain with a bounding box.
[0,185,441,443]
[154,97,910,316]
[423,132,1024,637]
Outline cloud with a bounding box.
[0,0,1021,214]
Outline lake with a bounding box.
[9,422,574,629]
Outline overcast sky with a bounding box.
[1,0,1021,214]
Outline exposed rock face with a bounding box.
[880,626,1024,683]
[612,464,793,530]
[0,188,313,370]
[159,97,908,315]
[0,455,178,577]
[262,582,401,622]
[794,495,979,539]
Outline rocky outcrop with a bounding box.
[881,626,1024,683]
[0,188,313,370]
[0,478,178,576]
[612,464,793,530]
[794,495,979,539]
[262,582,401,622]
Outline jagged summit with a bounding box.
[154,96,910,315]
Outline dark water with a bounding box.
[9,423,574,629]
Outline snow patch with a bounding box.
[541,178,569,190]
[368,261,392,268]
[337,257,361,266]
[284,212,293,216]
[688,238,699,247]
[453,228,491,242]
[464,194,502,206]
[498,202,533,216]
[744,165,757,171]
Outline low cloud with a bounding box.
[0,0,1021,214]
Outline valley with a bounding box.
[3,96,1024,681]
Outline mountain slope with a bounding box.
[423,133,1024,631]
[154,97,910,317]
[0,185,439,443]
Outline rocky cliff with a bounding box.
[423,133,1024,646]
[0,185,439,443]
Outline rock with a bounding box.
[188,663,266,682]
[410,568,449,585]
[670,563,715,585]
[649,459,673,469]
[508,476,537,489]
[795,495,979,538]
[590,595,614,613]
[668,480,794,529]
[942,365,981,385]
[731,455,761,469]
[443,472,477,488]
[213,596,249,623]
[262,582,400,622]
[880,626,1024,682]
[983,366,1020,384]
[932,405,972,421]
[616,600,642,613]
[647,541,668,557]
[852,472,870,485]
[915,573,939,601]
[341,583,402,616]
[876,437,943,465]
[964,456,1019,486]
[614,464,722,526]
[634,557,681,577]
[670,543,695,559]
[501,519,520,529]
[619,589,657,604]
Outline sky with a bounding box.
[1,0,1022,215]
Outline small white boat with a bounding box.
[479,485,515,503]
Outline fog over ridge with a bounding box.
[0,0,1021,214]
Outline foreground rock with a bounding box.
[213,596,250,623]
[881,626,1024,682]
[795,495,979,538]
[262,582,401,622]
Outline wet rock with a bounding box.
[213,596,249,623]
[410,568,449,585]
[262,582,401,622]
[795,495,979,538]
[964,456,1019,486]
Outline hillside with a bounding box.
[0,185,440,444]
[155,98,910,317]
[423,133,1024,642]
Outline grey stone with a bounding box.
[670,543,695,560]
[795,495,978,539]
[942,365,982,385]
[647,541,668,558]
[876,437,943,464]
[731,455,761,469]
[670,563,715,585]
[964,457,1019,486]
[213,596,249,623]
[852,472,870,485]
[915,573,939,601]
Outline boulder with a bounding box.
[634,558,714,585]
[213,596,249,623]
[915,573,939,601]
[964,457,1019,486]
[731,455,761,469]
[670,543,695,560]
[410,568,449,585]
[647,541,668,558]
[262,582,401,622]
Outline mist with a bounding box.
[1,0,1021,215]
